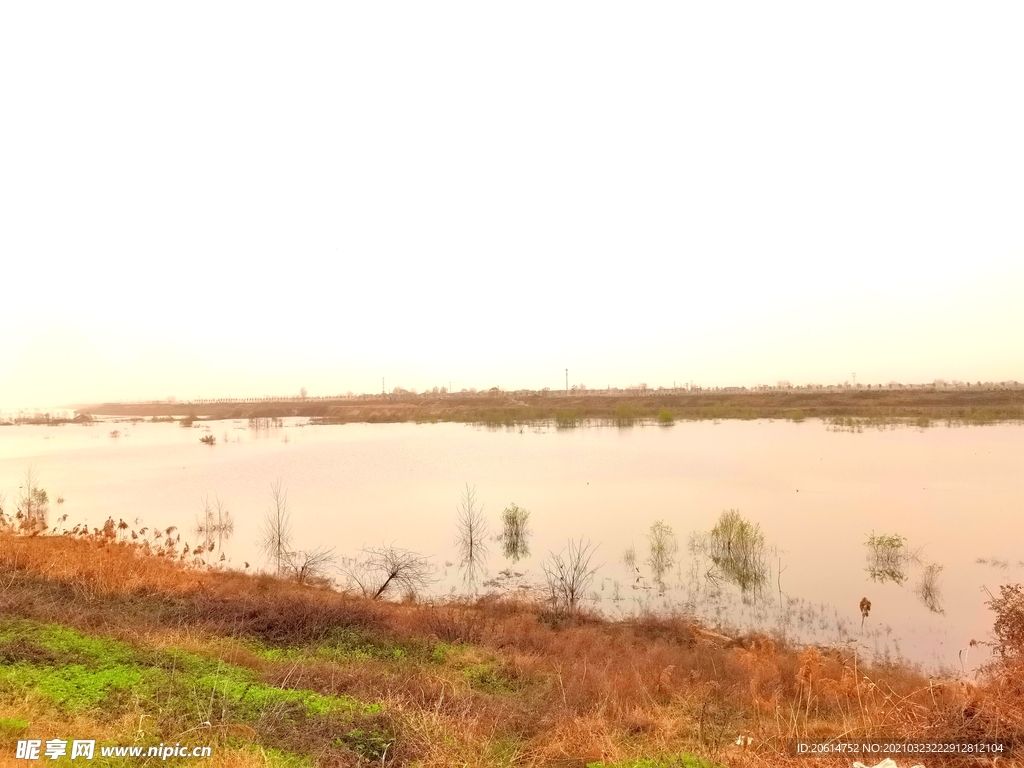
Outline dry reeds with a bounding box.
[1,525,1022,767]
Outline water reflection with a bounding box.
[915,563,945,614]
[3,417,1020,666]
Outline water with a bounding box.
[1,417,1021,670]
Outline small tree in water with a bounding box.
[499,503,531,563]
[455,484,489,591]
[646,520,678,589]
[259,480,293,575]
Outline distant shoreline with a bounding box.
[68,388,1024,427]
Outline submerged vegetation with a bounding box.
[690,510,769,597]
[0,469,1021,764]
[498,503,531,563]
[646,520,678,590]
[0,516,1022,767]
[864,532,920,585]
[916,563,946,614]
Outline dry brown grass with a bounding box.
[1,531,1021,767]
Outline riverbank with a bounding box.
[0,530,1020,767]
[76,388,1024,427]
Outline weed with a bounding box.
[340,725,394,761]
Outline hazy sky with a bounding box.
[2,3,1023,408]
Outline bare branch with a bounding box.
[284,546,336,586]
[542,537,600,615]
[344,544,436,600]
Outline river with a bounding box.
[1,417,1021,670]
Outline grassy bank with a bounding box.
[0,531,1021,767]
[77,388,1024,428]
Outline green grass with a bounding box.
[246,626,425,667]
[0,620,385,764]
[0,716,29,737]
[461,662,516,694]
[0,622,373,719]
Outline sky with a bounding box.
[2,3,1023,408]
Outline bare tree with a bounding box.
[455,484,488,591]
[259,480,293,575]
[344,545,436,600]
[543,537,600,615]
[498,503,531,563]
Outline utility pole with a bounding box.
[565,369,568,392]
[382,377,385,396]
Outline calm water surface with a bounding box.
[1,418,1021,670]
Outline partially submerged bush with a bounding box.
[691,510,768,596]
[865,532,919,585]
[499,503,531,563]
[646,520,678,588]
[988,583,1024,661]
